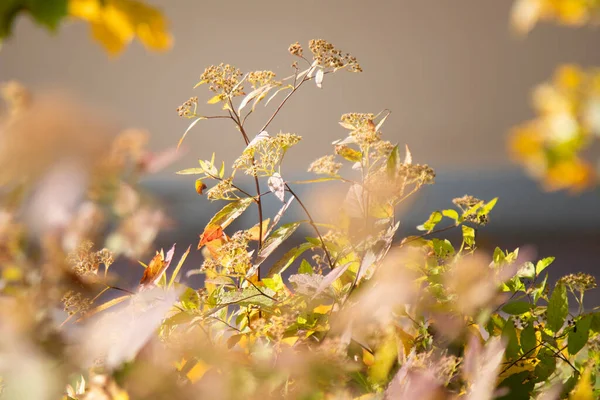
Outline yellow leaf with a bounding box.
[280,336,299,346]
[362,348,375,366]
[570,368,594,400]
[187,360,210,383]
[312,304,333,314]
[207,94,223,104]
[369,329,398,384]
[395,326,414,358]
[246,219,270,241]
[69,0,172,55]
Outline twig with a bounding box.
[260,76,308,133]
[285,183,334,270]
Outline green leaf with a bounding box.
[478,197,498,216]
[497,372,534,400]
[547,283,568,333]
[532,274,548,305]
[493,247,505,265]
[386,145,400,178]
[591,312,600,333]
[567,314,592,355]
[262,274,285,293]
[534,347,556,382]
[219,286,276,308]
[176,168,205,175]
[25,0,68,31]
[535,257,555,275]
[432,238,454,258]
[520,322,536,354]
[267,242,314,277]
[0,0,21,39]
[502,318,520,359]
[298,259,313,275]
[417,211,443,232]
[516,262,535,280]
[462,225,475,247]
[206,197,253,230]
[442,209,459,221]
[502,301,531,315]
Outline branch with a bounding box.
[285,183,334,270]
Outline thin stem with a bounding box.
[399,224,458,247]
[242,277,277,302]
[227,102,265,274]
[285,183,334,270]
[208,316,241,332]
[189,115,231,120]
[260,76,308,133]
[204,171,254,199]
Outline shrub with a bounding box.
[1,39,599,400]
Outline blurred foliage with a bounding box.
[1,39,599,400]
[511,0,600,34]
[509,65,599,192]
[510,0,600,191]
[0,0,171,55]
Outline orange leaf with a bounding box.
[139,244,176,287]
[198,225,225,248]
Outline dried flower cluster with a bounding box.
[233,133,302,176]
[308,155,342,176]
[176,96,198,118]
[206,178,238,201]
[66,241,113,278]
[558,272,597,293]
[247,70,281,89]
[62,290,93,316]
[309,39,362,72]
[198,63,244,97]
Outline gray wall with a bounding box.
[1,1,599,299]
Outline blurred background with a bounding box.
[1,0,599,298]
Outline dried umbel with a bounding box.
[206,178,239,201]
[233,133,302,176]
[247,70,281,89]
[309,39,362,72]
[199,63,244,97]
[66,241,114,278]
[558,272,597,293]
[288,41,303,57]
[176,96,198,118]
[308,155,342,176]
[62,290,93,316]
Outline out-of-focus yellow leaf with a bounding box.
[313,304,332,314]
[362,348,375,366]
[69,0,172,55]
[544,158,594,192]
[368,329,398,385]
[570,367,594,400]
[280,336,299,346]
[186,359,210,383]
